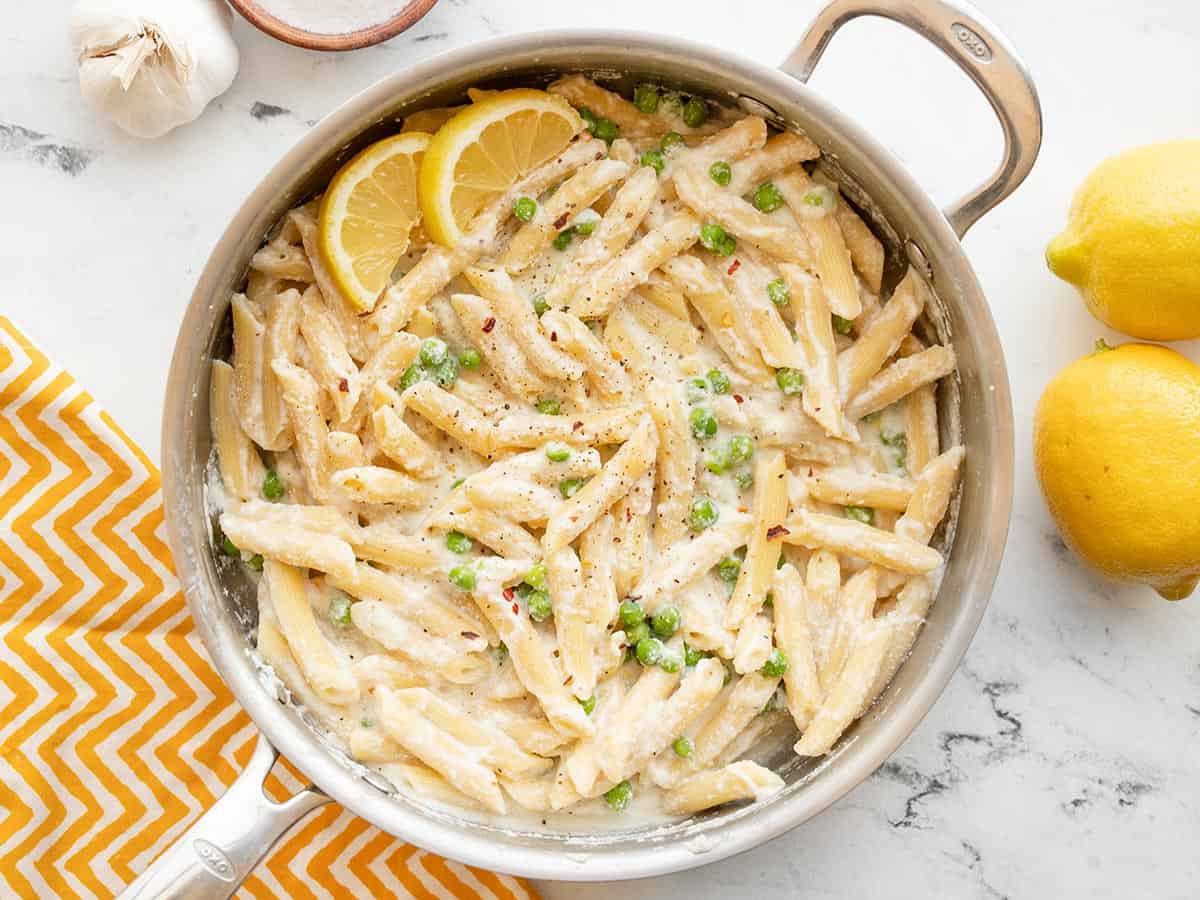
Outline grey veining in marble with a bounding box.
[5,2,1199,897]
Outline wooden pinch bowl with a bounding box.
[228,0,439,51]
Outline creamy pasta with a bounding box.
[209,76,963,821]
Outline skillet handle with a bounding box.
[117,735,331,900]
[781,0,1042,238]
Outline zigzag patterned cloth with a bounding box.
[0,318,540,900]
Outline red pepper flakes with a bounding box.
[766,525,791,540]
[554,212,571,229]
[733,393,744,404]
[482,317,496,333]
[572,420,584,431]
[338,378,349,392]
[503,587,515,601]
[727,259,741,276]
[461,631,479,640]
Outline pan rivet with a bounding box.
[905,240,934,282]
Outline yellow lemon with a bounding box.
[1033,341,1200,600]
[1046,140,1200,341]
[418,89,583,247]
[318,131,430,313]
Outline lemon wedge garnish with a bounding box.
[418,89,584,247]
[318,131,430,312]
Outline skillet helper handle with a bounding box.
[780,0,1042,238]
[118,735,331,900]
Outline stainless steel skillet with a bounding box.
[132,0,1040,895]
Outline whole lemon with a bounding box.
[1046,141,1200,341]
[1034,342,1200,599]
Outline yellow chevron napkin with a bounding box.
[0,317,539,900]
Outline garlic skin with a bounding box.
[70,0,240,139]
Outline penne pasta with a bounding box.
[779,507,943,575]
[727,450,789,627]
[214,78,966,819]
[662,760,785,815]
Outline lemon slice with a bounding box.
[318,131,430,312]
[418,89,584,247]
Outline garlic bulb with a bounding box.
[70,0,240,139]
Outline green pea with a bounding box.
[579,694,597,715]
[685,377,712,404]
[632,83,659,112]
[513,196,537,223]
[420,337,448,367]
[329,592,353,626]
[735,470,754,489]
[459,347,481,369]
[446,530,473,554]
[559,478,584,499]
[761,648,789,677]
[766,277,790,307]
[717,553,743,583]
[804,187,831,208]
[262,469,284,500]
[636,636,665,666]
[525,562,548,591]
[398,363,424,391]
[753,181,784,213]
[592,117,618,143]
[689,406,718,441]
[578,107,598,131]
[625,620,651,647]
[707,368,731,395]
[604,780,633,811]
[716,234,737,256]
[776,367,805,396]
[527,590,553,622]
[845,505,875,525]
[832,314,855,335]
[431,354,459,388]
[709,161,732,186]
[683,642,706,667]
[247,554,264,571]
[618,599,645,628]
[727,433,755,464]
[536,396,562,415]
[689,496,719,531]
[531,293,549,316]
[682,96,708,128]
[545,442,572,462]
[552,227,575,251]
[673,736,694,758]
[704,446,731,474]
[448,564,477,591]
[216,526,239,558]
[699,223,728,253]
[660,131,685,152]
[573,209,600,235]
[640,149,665,175]
[652,606,681,638]
[659,651,682,673]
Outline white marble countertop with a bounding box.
[7,1,1200,896]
